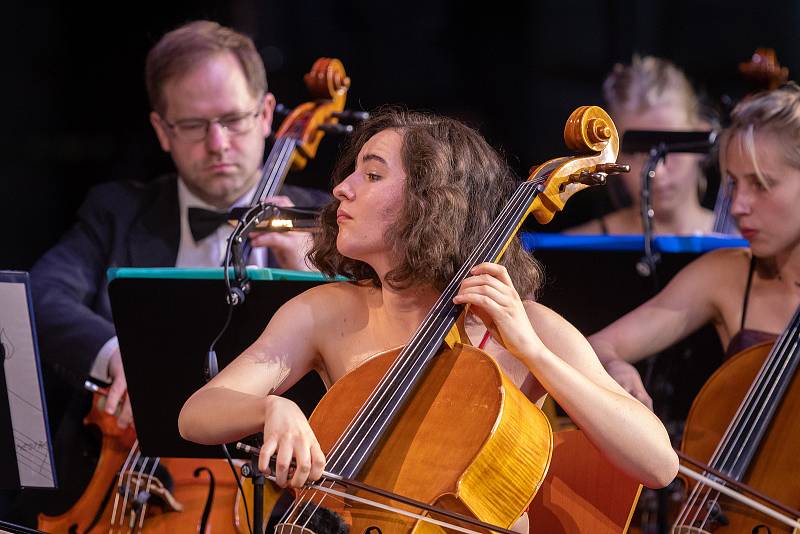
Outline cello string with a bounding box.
[126,455,151,531]
[717,310,800,475]
[677,335,786,529]
[706,311,799,483]
[137,457,161,532]
[320,178,534,474]
[282,179,532,528]
[281,178,543,529]
[264,139,298,200]
[331,181,540,477]
[115,448,142,533]
[109,440,140,534]
[696,318,800,530]
[261,138,297,201]
[251,137,296,204]
[677,325,791,529]
[676,307,800,529]
[325,179,540,477]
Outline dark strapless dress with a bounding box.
[725,328,778,360]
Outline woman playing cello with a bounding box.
[178,109,678,530]
[591,83,800,409]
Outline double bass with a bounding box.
[38,57,359,534]
[271,106,628,533]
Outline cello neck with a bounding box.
[249,136,300,205]
[321,105,621,481]
[324,179,545,480]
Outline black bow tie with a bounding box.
[187,207,232,242]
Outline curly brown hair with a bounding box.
[309,108,543,297]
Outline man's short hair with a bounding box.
[145,20,267,115]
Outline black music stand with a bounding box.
[108,270,328,459]
[0,271,57,491]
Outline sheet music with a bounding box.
[0,280,55,487]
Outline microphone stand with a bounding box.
[634,144,678,534]
[636,143,666,289]
[626,136,719,534]
[216,203,281,534]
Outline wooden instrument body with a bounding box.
[530,429,642,533]
[307,343,553,533]
[38,394,245,534]
[677,341,800,532]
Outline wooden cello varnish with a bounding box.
[309,344,553,532]
[276,106,626,533]
[675,332,800,531]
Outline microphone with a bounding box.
[228,205,320,232]
[621,130,717,154]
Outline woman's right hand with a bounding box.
[603,358,654,410]
[259,395,326,488]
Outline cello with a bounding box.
[271,106,628,533]
[672,304,800,533]
[37,56,358,534]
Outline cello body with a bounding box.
[677,341,800,532]
[38,393,245,533]
[272,105,624,533]
[308,343,553,533]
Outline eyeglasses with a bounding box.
[160,101,264,142]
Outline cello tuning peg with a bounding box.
[567,169,607,186]
[333,110,370,123]
[595,163,630,175]
[589,172,607,185]
[319,123,354,135]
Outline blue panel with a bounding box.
[520,233,748,253]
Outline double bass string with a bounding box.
[280,177,546,529]
[676,306,800,530]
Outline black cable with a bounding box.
[204,219,255,534]
[223,443,254,534]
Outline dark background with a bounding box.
[2,0,799,271]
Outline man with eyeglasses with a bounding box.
[18,20,330,519]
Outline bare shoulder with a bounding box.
[677,246,751,287]
[294,280,376,327]
[264,281,365,333]
[296,280,367,304]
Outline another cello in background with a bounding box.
[672,305,800,532]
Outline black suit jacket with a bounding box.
[30,174,330,386]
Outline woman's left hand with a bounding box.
[453,262,545,359]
